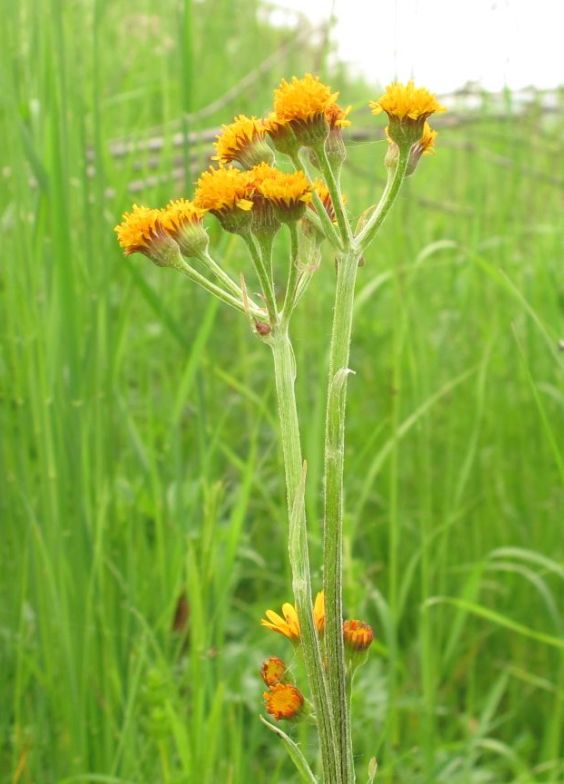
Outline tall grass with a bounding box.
[1,1,563,782]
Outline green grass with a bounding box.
[1,1,563,782]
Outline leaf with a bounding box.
[259,716,318,783]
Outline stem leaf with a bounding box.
[259,716,318,784]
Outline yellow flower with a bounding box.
[370,81,445,122]
[255,168,312,222]
[268,73,346,149]
[159,199,208,259]
[274,74,339,124]
[343,619,374,652]
[213,115,274,169]
[263,683,304,721]
[261,592,324,641]
[325,102,352,129]
[245,162,283,236]
[260,656,287,687]
[160,199,205,233]
[248,162,279,189]
[261,602,300,642]
[114,204,180,267]
[194,167,254,233]
[417,122,437,155]
[370,81,445,147]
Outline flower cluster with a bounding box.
[260,591,374,721]
[115,75,444,274]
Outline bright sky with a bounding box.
[272,0,563,93]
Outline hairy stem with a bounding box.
[282,222,301,319]
[270,326,339,784]
[322,150,410,784]
[175,259,262,317]
[242,231,278,325]
[313,144,352,246]
[290,151,343,251]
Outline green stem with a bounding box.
[322,151,410,784]
[242,232,278,325]
[175,259,263,317]
[198,249,257,305]
[282,222,301,319]
[290,151,342,251]
[313,144,351,246]
[322,247,359,784]
[270,326,339,784]
[355,149,410,250]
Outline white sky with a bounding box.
[272,0,564,92]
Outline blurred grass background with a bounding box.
[1,0,563,782]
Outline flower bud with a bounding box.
[260,656,287,687]
[343,619,374,653]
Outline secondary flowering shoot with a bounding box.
[114,205,181,268]
[370,80,446,147]
[213,115,274,169]
[263,683,305,721]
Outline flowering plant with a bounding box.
[116,75,445,783]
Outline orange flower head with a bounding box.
[194,167,254,234]
[370,81,445,147]
[417,122,437,155]
[255,168,312,222]
[325,102,352,129]
[114,204,181,267]
[261,601,300,642]
[213,115,274,169]
[260,592,324,642]
[246,162,282,236]
[274,73,338,124]
[269,74,342,148]
[263,683,304,721]
[260,656,287,687]
[160,199,209,258]
[343,619,374,652]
